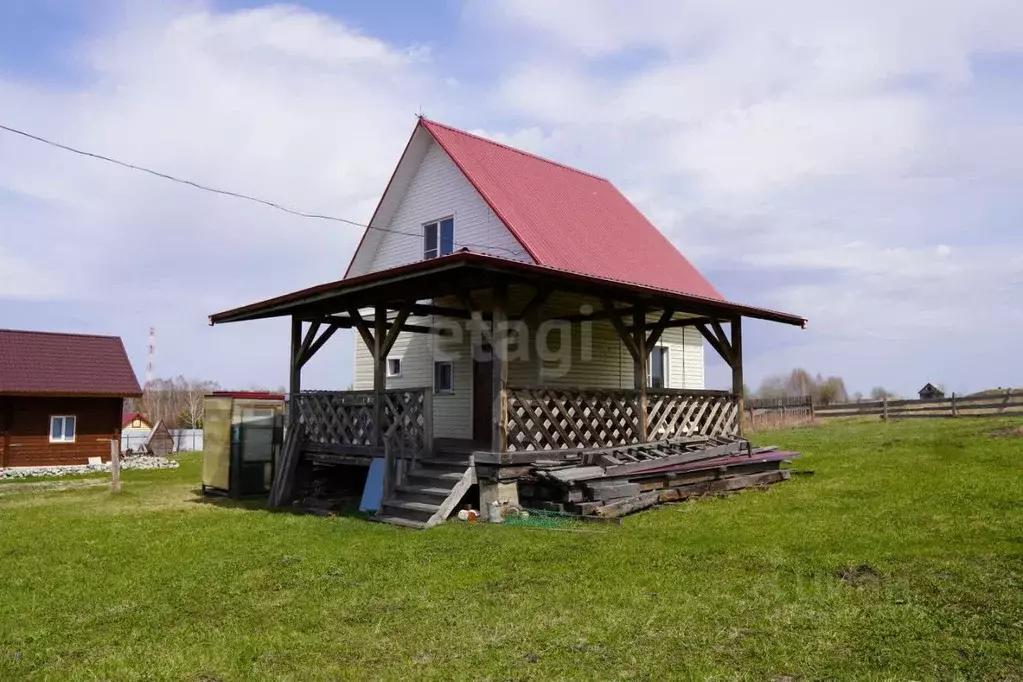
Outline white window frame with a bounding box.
[49,415,77,443]
[386,357,402,378]
[648,345,670,389]
[434,361,454,394]
[423,217,454,260]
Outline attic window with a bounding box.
[424,218,454,259]
[387,357,402,378]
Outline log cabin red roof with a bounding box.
[0,329,142,397]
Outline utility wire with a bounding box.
[0,122,522,257]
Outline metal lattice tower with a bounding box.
[146,326,155,390]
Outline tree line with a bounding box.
[127,377,284,429]
[749,369,897,406]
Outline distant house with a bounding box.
[918,383,945,400]
[122,411,152,431]
[0,330,142,467]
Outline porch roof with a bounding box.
[208,251,806,327]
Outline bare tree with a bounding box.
[870,386,897,400]
[181,378,220,428]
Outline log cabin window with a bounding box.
[49,415,76,443]
[424,218,454,259]
[648,346,669,389]
[434,361,454,393]
[387,357,402,378]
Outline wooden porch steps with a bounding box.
[374,449,475,530]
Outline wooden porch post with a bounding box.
[731,316,744,436]
[289,315,302,421]
[373,304,391,491]
[633,305,648,442]
[492,284,509,453]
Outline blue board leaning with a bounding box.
[360,457,386,512]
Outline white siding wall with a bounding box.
[351,140,706,438]
[365,139,530,273]
[352,137,533,438]
[537,321,704,390]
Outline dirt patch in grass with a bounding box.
[836,562,882,587]
[988,426,1023,438]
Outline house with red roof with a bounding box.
[210,117,805,527]
[0,330,142,467]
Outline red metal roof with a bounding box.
[0,329,142,397]
[209,391,285,401]
[419,119,725,301]
[121,411,152,428]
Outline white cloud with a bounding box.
[469,0,1023,392]
[2,0,1022,396]
[0,2,447,387]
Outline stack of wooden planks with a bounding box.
[517,436,796,518]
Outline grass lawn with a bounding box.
[1,419,1021,681]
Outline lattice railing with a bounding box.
[294,389,430,452]
[506,386,739,451]
[646,389,739,440]
[506,387,644,451]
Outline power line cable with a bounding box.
[0,122,521,256]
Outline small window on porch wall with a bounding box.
[648,346,669,389]
[386,357,402,378]
[424,218,454,259]
[49,415,76,443]
[434,361,454,393]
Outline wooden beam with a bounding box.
[633,305,648,441]
[381,305,412,357]
[347,308,376,352]
[298,324,340,368]
[695,322,731,365]
[602,300,640,362]
[710,319,734,364]
[289,316,302,399]
[403,302,474,320]
[644,308,675,350]
[373,304,389,494]
[492,284,509,453]
[552,304,641,325]
[295,320,322,366]
[303,314,450,337]
[630,315,710,332]
[731,316,744,436]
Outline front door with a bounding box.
[472,345,493,443]
[0,398,9,468]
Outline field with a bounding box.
[1,419,1021,681]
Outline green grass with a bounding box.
[1,419,1022,681]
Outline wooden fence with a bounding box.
[746,395,814,430]
[505,386,738,451]
[294,389,432,453]
[815,389,1023,420]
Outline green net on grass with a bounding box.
[502,507,620,530]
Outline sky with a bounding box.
[1,0,1021,397]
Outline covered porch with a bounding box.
[209,251,805,526]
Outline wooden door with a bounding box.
[0,398,11,468]
[472,346,493,443]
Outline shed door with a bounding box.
[236,407,276,495]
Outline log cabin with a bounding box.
[0,329,142,467]
[209,117,807,527]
